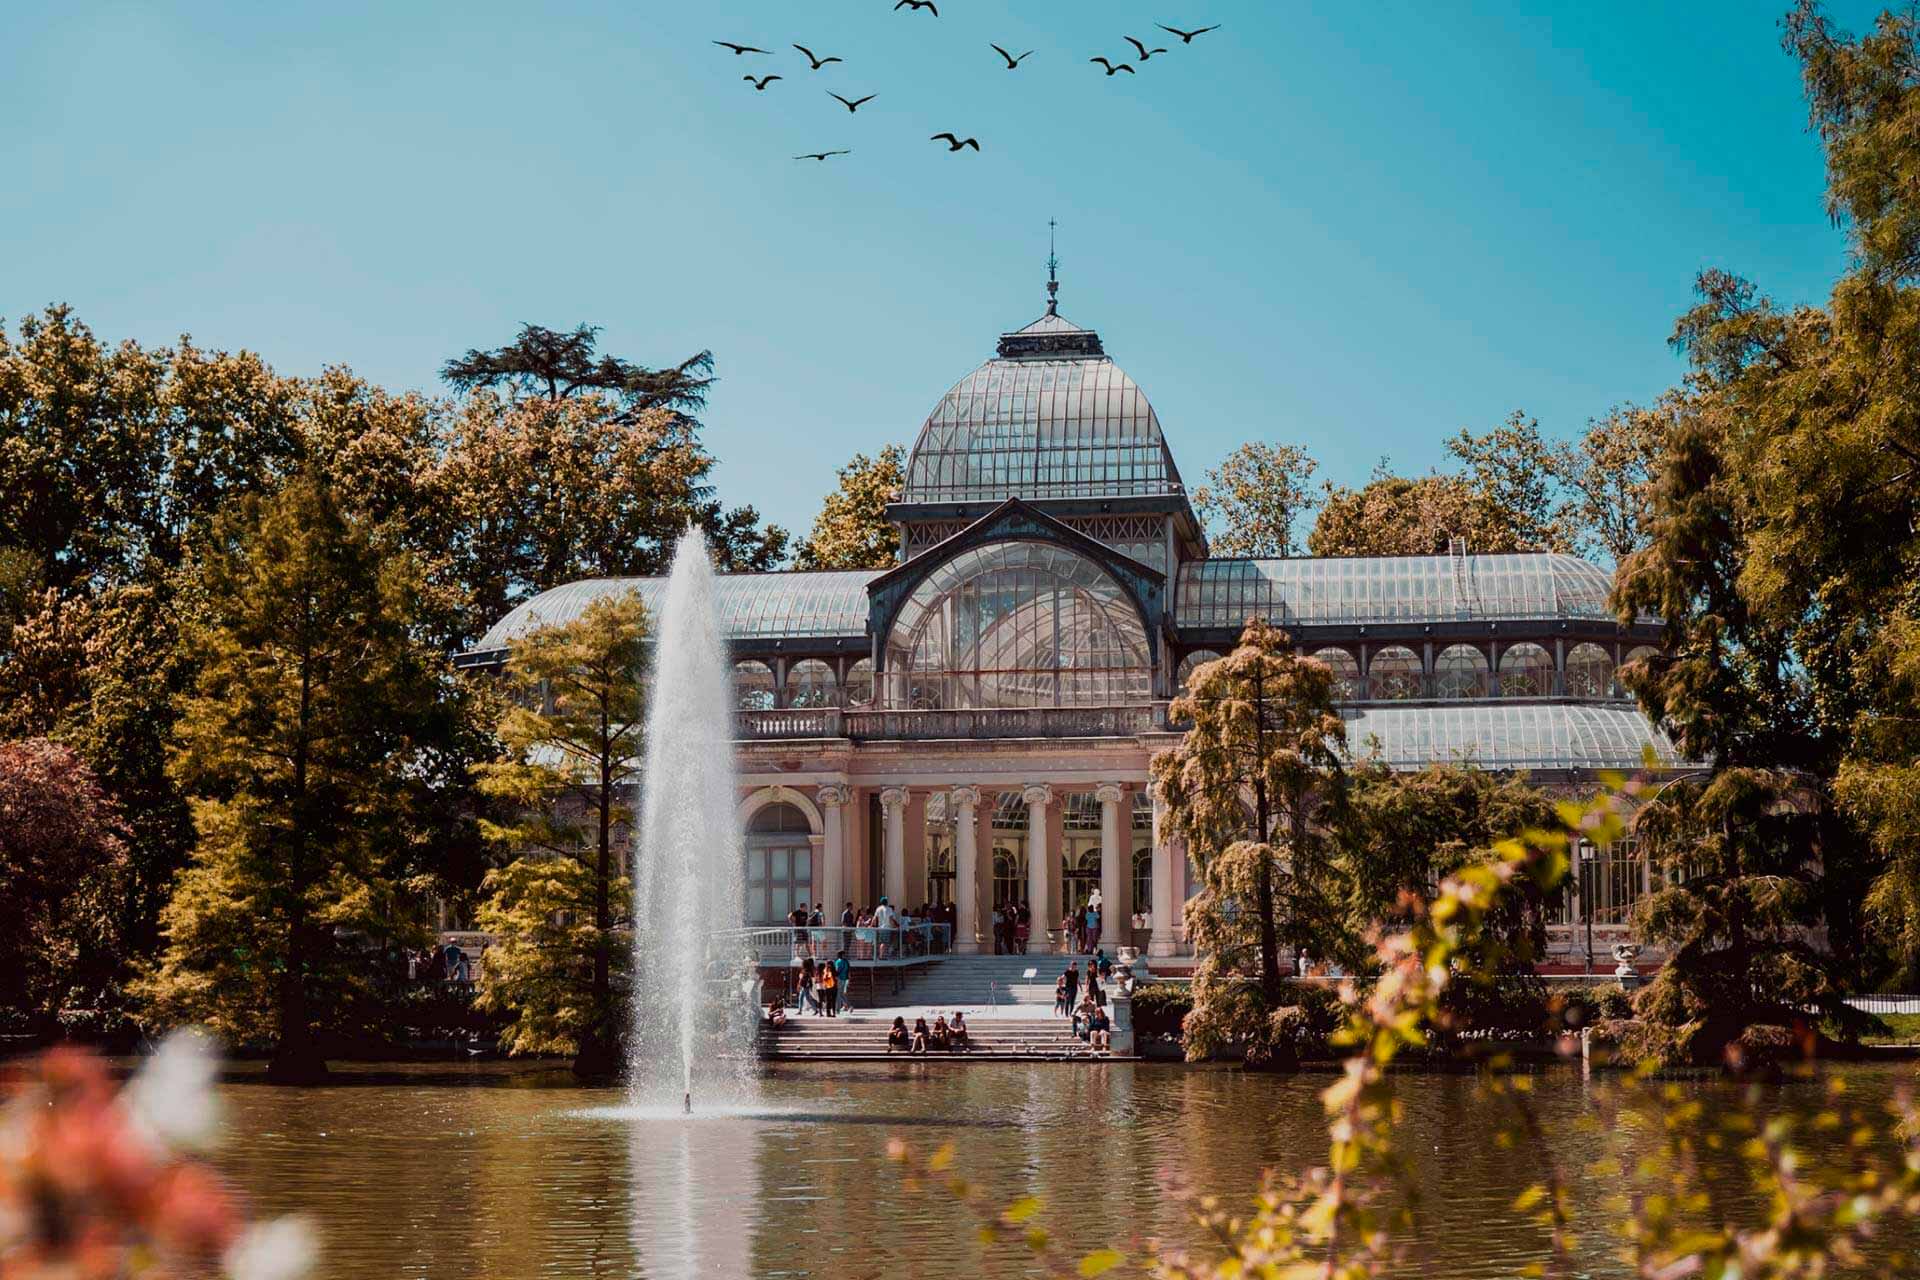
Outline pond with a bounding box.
[210,1059,1920,1278]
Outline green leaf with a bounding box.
[1004,1196,1043,1224]
[1078,1249,1125,1277]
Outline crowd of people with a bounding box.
[783,896,954,959]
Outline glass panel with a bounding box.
[793,848,811,879]
[735,660,776,711]
[1433,645,1489,699]
[1566,642,1616,700]
[884,540,1152,709]
[1340,704,1687,770]
[1498,642,1554,698]
[771,848,791,880]
[1369,646,1422,701]
[787,659,837,708]
[1310,647,1360,700]
[844,658,875,707]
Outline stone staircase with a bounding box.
[881,954,1088,1011]
[758,1014,1130,1062]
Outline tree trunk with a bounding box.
[1252,669,1282,1005]
[270,640,328,1086]
[577,718,616,1081]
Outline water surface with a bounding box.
[211,1060,1920,1278]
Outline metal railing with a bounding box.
[740,704,1168,742]
[710,923,953,965]
[1846,993,1920,1017]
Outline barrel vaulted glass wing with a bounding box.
[1341,703,1688,771]
[465,570,878,660]
[1175,553,1619,628]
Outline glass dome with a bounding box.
[900,312,1185,504]
[883,540,1152,708]
[1343,703,1687,771]
[1176,553,1620,627]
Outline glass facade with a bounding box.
[901,337,1183,504]
[1342,703,1684,771]
[1175,554,1617,628]
[884,541,1152,709]
[474,570,879,654]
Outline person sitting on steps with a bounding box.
[950,1011,970,1051]
[931,1015,952,1052]
[767,994,788,1029]
[910,1016,931,1054]
[1087,1002,1112,1053]
[886,1016,910,1053]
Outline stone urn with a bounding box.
[1611,942,1642,989]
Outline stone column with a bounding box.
[1022,784,1054,952]
[1149,787,1177,957]
[1097,784,1126,953]
[880,787,908,906]
[951,786,982,953]
[817,785,850,922]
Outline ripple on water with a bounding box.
[209,1061,1920,1280]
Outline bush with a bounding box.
[1130,982,1192,1038]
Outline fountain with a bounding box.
[628,529,752,1112]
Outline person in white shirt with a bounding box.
[873,897,898,957]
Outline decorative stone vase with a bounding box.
[1611,942,1643,990]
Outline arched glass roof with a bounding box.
[1342,703,1688,772]
[901,312,1184,504]
[467,570,877,659]
[1176,553,1620,628]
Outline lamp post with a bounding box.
[1578,839,1595,976]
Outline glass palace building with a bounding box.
[464,298,1685,964]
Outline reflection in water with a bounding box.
[208,1062,1920,1280]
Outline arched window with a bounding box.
[1565,642,1615,699]
[787,659,836,708]
[744,802,814,924]
[734,660,776,711]
[1498,642,1553,698]
[992,846,1026,908]
[1433,644,1489,699]
[1177,649,1224,693]
[1311,647,1360,700]
[884,540,1152,709]
[843,658,875,708]
[1369,646,1422,701]
[1132,846,1152,918]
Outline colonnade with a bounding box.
[808,782,1181,957]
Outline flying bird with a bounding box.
[991,43,1034,68]
[1156,23,1221,43]
[744,74,781,90]
[1090,57,1136,76]
[828,91,877,112]
[713,41,770,55]
[894,0,938,13]
[1125,36,1169,61]
[793,44,842,70]
[794,150,852,161]
[930,133,980,151]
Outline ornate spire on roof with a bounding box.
[1046,217,1060,316]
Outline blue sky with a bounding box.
[0,0,1884,540]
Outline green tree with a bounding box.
[0,739,132,1035]
[1340,760,1560,968]
[435,393,786,632]
[1443,411,1572,552]
[1548,400,1674,564]
[137,477,451,1082]
[1191,441,1319,557]
[1307,465,1536,557]
[1151,619,1351,1063]
[441,322,715,421]
[473,591,648,1076]
[795,445,905,570]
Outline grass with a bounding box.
[1860,1012,1920,1045]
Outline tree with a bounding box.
[435,392,786,633]
[473,591,648,1076]
[795,445,905,570]
[1151,619,1350,1064]
[0,739,131,1035]
[1443,411,1572,552]
[1307,466,1536,557]
[1547,400,1675,563]
[137,477,451,1083]
[1340,761,1560,968]
[441,323,715,421]
[1191,442,1319,558]
[1629,770,1852,1063]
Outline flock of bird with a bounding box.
[710,16,1222,161]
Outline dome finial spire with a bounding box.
[1046,218,1059,315]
